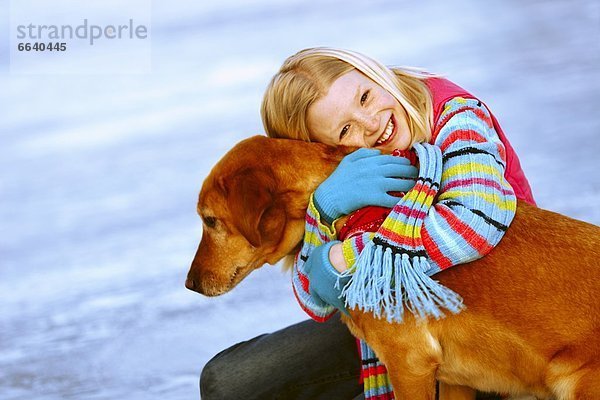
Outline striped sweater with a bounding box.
[291,96,519,398]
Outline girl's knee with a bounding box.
[200,354,232,399]
[199,359,216,399]
[200,342,256,399]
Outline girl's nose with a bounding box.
[356,112,379,136]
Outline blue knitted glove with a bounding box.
[305,241,351,315]
[314,148,417,224]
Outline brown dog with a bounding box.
[186,136,600,399]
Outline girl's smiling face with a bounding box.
[307,69,412,152]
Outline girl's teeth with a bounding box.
[377,118,394,144]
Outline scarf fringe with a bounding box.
[341,241,464,322]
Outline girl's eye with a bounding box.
[360,90,370,105]
[339,125,350,141]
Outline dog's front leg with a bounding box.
[357,314,441,400]
[386,368,437,400]
[382,348,437,400]
[438,383,476,400]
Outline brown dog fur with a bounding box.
[186,136,600,399]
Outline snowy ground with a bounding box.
[1,0,599,399]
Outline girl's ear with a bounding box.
[225,168,284,248]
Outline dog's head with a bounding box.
[186,136,345,296]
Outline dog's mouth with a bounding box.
[207,265,252,296]
[228,266,243,287]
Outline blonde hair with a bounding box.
[261,47,434,146]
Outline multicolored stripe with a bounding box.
[291,196,339,322]
[360,341,394,400]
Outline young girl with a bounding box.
[261,47,536,399]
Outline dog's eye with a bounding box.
[203,216,217,229]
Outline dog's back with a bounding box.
[442,201,599,333]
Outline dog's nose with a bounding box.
[185,277,197,291]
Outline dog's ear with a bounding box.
[224,168,282,247]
